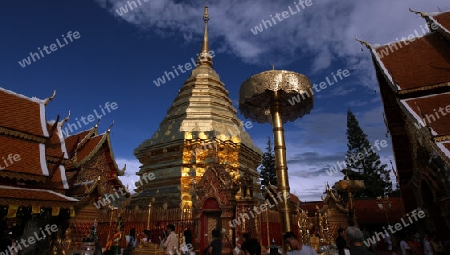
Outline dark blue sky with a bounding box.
[2,0,447,200]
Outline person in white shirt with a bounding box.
[163,224,179,255]
[283,232,318,255]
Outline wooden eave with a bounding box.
[0,126,47,144]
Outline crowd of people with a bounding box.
[335,226,450,255]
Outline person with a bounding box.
[204,229,222,255]
[240,233,261,255]
[182,228,194,255]
[123,228,137,255]
[336,228,347,255]
[283,231,317,255]
[423,233,433,255]
[345,226,373,255]
[399,235,411,255]
[163,224,179,255]
[385,233,393,253]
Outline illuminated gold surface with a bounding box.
[239,70,313,124]
[335,177,364,226]
[239,70,314,253]
[270,90,292,235]
[132,16,263,254]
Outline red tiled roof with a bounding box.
[354,197,405,224]
[64,130,91,158]
[76,134,105,163]
[373,32,450,91]
[431,11,450,37]
[0,87,48,137]
[402,93,450,136]
[48,164,69,190]
[46,123,64,158]
[290,193,300,204]
[299,201,322,217]
[0,136,48,176]
[0,185,78,202]
[300,197,405,224]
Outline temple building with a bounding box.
[0,87,127,253]
[358,8,450,238]
[131,6,263,253]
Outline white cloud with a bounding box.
[115,158,142,193]
[96,0,449,88]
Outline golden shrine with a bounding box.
[129,5,264,254]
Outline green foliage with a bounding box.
[259,137,277,191]
[340,109,392,198]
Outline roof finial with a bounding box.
[272,64,274,70]
[107,120,115,133]
[196,4,213,68]
[409,7,428,18]
[44,90,56,106]
[61,111,71,127]
[355,36,371,49]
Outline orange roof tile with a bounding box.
[0,87,48,137]
[0,136,48,176]
[373,32,450,91]
[0,185,77,207]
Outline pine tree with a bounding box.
[259,137,277,191]
[342,109,392,198]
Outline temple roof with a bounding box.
[46,121,69,160]
[358,9,450,166]
[429,10,450,39]
[0,185,78,208]
[64,128,96,159]
[299,197,405,224]
[372,32,450,93]
[48,164,70,190]
[401,92,450,137]
[0,87,49,138]
[0,135,49,177]
[0,86,125,209]
[357,10,450,94]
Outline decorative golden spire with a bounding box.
[196,5,213,68]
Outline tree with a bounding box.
[259,137,277,191]
[341,109,392,198]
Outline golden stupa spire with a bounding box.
[196,3,213,68]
